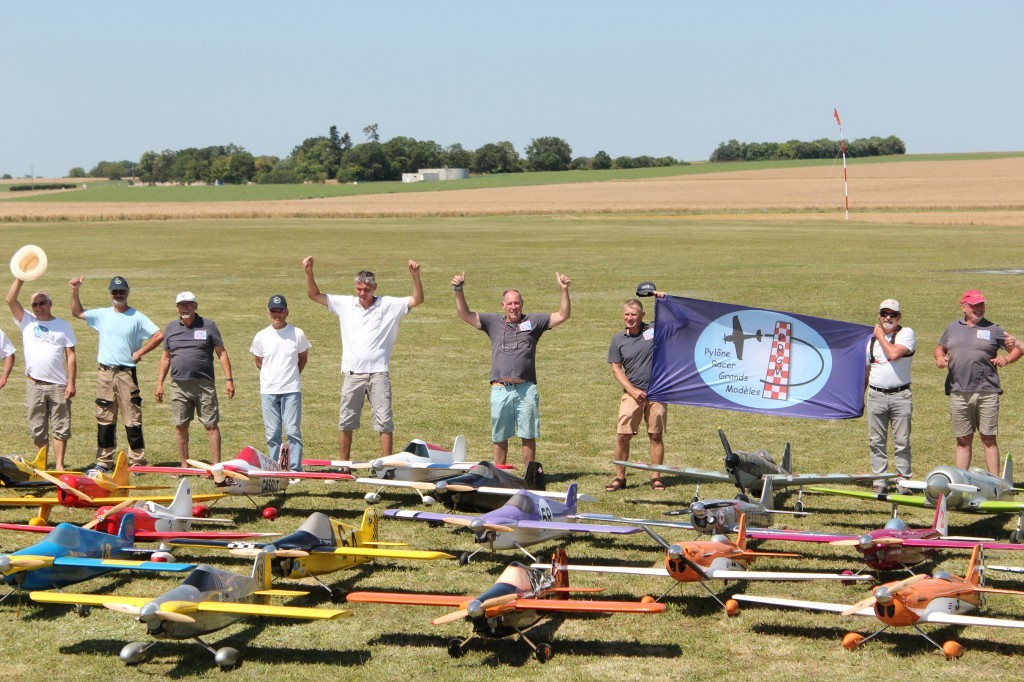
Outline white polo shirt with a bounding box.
[325,294,409,373]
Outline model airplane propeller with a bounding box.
[0,447,80,490]
[346,548,665,663]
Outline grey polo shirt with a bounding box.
[478,313,551,383]
[163,315,223,381]
[939,317,1008,394]
[608,323,655,390]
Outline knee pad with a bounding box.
[125,424,145,450]
[97,422,117,448]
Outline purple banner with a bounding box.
[646,297,872,420]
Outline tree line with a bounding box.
[709,135,906,162]
[67,127,685,184]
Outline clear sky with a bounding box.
[2,1,1021,178]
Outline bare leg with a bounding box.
[492,440,509,466]
[649,432,664,482]
[339,430,353,459]
[175,424,190,466]
[954,434,974,470]
[206,425,221,464]
[980,433,1000,475]
[52,439,66,470]
[614,433,633,480]
[380,431,393,457]
[522,438,536,466]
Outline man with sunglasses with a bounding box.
[865,299,915,493]
[7,278,76,469]
[935,290,1021,475]
[450,271,571,466]
[70,275,163,471]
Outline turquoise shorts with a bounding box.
[490,382,540,442]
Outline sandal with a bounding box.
[650,478,666,491]
[605,477,627,492]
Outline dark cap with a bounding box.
[268,294,288,310]
[108,276,129,291]
[636,281,657,297]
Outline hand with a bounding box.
[69,276,84,289]
[302,256,314,270]
[65,384,76,400]
[936,355,948,369]
[131,350,142,363]
[555,272,571,290]
[451,272,466,289]
[873,324,888,339]
[632,388,647,402]
[226,381,235,399]
[155,385,164,403]
[993,356,1009,368]
[0,377,6,390]
[408,259,420,274]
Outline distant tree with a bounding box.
[571,156,590,170]
[258,158,301,184]
[472,141,522,174]
[88,160,132,180]
[442,143,473,169]
[592,150,612,170]
[1,174,12,180]
[613,156,636,169]
[362,123,380,143]
[341,142,391,181]
[525,136,572,171]
[67,167,87,178]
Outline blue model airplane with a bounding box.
[1,513,194,606]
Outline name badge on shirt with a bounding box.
[977,330,991,341]
[194,330,208,340]
[643,327,654,341]
[518,320,533,332]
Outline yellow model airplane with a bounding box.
[168,508,453,601]
[31,551,351,670]
[0,447,80,490]
[0,452,223,525]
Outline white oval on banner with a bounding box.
[694,310,832,410]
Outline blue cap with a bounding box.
[268,294,288,309]
[108,276,129,291]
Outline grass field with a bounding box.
[2,162,1024,680]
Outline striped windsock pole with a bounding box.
[834,107,849,220]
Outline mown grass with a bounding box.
[1,215,1024,680]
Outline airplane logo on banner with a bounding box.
[648,297,871,420]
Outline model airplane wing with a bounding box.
[355,478,438,491]
[531,562,670,577]
[513,598,666,614]
[767,473,892,488]
[808,486,930,507]
[51,556,195,571]
[31,591,153,608]
[346,591,470,607]
[747,529,853,544]
[732,594,875,616]
[0,523,278,541]
[918,612,1024,629]
[193,601,350,619]
[384,509,473,524]
[612,461,731,484]
[973,500,1024,513]
[0,495,60,506]
[244,471,354,480]
[472,487,598,503]
[129,466,207,476]
[515,520,641,534]
[323,547,454,560]
[706,568,872,581]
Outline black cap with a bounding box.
[108,276,129,291]
[636,281,657,297]
[268,294,288,310]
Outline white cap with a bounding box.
[878,299,900,313]
[175,291,197,304]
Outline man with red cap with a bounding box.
[935,290,1021,474]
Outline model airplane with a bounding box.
[810,455,1024,542]
[733,546,1024,658]
[31,552,351,669]
[346,548,665,663]
[614,429,892,512]
[0,447,80,490]
[166,509,452,602]
[534,514,872,614]
[0,478,277,543]
[384,484,640,564]
[1,514,194,609]
[0,452,224,526]
[749,494,1024,575]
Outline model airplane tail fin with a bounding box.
[252,550,273,591]
[551,547,570,598]
[452,435,467,462]
[565,483,578,515]
[966,544,984,586]
[167,478,194,518]
[116,512,136,542]
[736,513,748,550]
[932,494,949,536]
[1003,453,1014,485]
[759,476,775,510]
[30,445,48,471]
[358,508,380,544]
[780,443,792,474]
[525,461,546,491]
[112,451,130,487]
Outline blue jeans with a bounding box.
[261,392,303,472]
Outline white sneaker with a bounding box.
[288,478,302,485]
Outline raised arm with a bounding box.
[303,256,328,307]
[6,278,25,324]
[69,276,86,319]
[873,325,912,361]
[451,272,481,329]
[549,272,572,328]
[408,259,424,309]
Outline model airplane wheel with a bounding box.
[724,599,740,617]
[75,604,91,617]
[215,646,240,670]
[840,570,858,587]
[794,501,804,513]
[119,642,152,665]
[1010,531,1021,545]
[330,587,347,603]
[691,496,700,503]
[535,643,553,663]
[841,632,865,651]
[447,638,467,658]
[458,552,472,566]
[942,640,965,659]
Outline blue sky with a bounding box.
[3,1,1021,177]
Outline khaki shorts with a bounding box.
[339,372,393,432]
[950,391,999,437]
[617,393,667,435]
[170,378,219,427]
[26,379,71,442]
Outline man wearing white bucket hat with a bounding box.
[70,275,164,470]
[6,278,77,470]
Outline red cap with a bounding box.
[961,290,986,305]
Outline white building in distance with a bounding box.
[401,167,470,183]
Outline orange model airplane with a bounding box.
[733,545,1024,658]
[346,548,665,663]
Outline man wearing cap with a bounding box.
[70,275,163,470]
[865,299,915,493]
[450,271,571,466]
[155,292,234,465]
[6,278,77,470]
[304,257,423,460]
[251,295,311,476]
[935,290,1021,475]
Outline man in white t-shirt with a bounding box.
[7,278,75,469]
[303,257,423,459]
[865,298,915,493]
[250,295,311,475]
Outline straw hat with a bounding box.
[10,245,48,281]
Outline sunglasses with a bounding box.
[879,311,899,318]
[269,308,286,313]
[31,301,50,307]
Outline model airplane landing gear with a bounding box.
[1011,512,1024,544]
[447,637,468,658]
[194,635,240,670]
[120,641,156,665]
[75,604,91,617]
[793,488,806,513]
[513,625,553,663]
